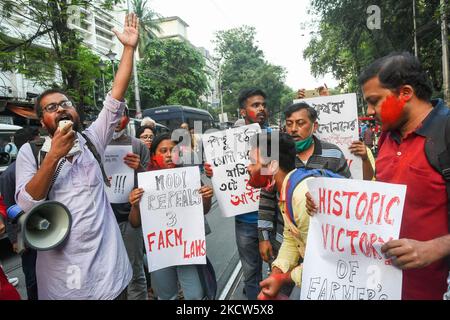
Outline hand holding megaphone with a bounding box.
[7,201,72,253]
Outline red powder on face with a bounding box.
[151,154,176,170]
[247,109,258,123]
[380,95,406,127]
[248,169,272,189]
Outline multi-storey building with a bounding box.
[0,1,125,125]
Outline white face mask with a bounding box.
[113,129,126,140]
[41,135,81,157]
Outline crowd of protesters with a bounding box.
[0,13,449,300]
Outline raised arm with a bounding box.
[111,13,139,101]
[84,13,139,152]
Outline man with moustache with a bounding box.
[14,13,139,299]
[307,52,450,300]
[357,52,450,299]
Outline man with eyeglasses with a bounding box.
[108,105,149,300]
[14,13,139,300]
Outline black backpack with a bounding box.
[29,132,110,196]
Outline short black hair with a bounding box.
[135,125,154,139]
[34,88,75,119]
[238,88,267,109]
[358,52,433,101]
[250,131,296,173]
[150,133,177,156]
[285,102,318,122]
[14,127,40,149]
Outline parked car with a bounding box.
[0,123,22,174]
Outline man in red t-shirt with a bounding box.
[357,52,450,299]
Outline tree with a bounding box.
[213,26,289,123]
[131,0,161,58]
[0,0,121,119]
[133,39,209,109]
[304,0,448,99]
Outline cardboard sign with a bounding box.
[202,124,261,217]
[138,166,206,272]
[301,178,406,300]
[294,94,362,179]
[104,145,134,203]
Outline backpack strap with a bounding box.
[80,132,111,187]
[284,169,344,228]
[29,138,45,169]
[29,138,65,199]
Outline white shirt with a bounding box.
[15,94,132,300]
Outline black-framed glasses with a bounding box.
[43,100,74,113]
[140,135,154,141]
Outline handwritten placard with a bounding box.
[202,124,261,217]
[301,178,406,300]
[138,166,206,272]
[104,145,134,203]
[294,93,362,179]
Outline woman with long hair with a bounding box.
[128,133,214,300]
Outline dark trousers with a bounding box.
[21,249,38,300]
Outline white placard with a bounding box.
[104,145,134,203]
[138,166,206,272]
[202,124,261,217]
[301,178,406,300]
[294,93,362,180]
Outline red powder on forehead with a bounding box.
[380,95,406,127]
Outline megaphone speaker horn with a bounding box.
[23,201,72,251]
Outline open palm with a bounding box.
[113,13,139,49]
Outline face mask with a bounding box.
[151,154,176,170]
[248,165,275,191]
[113,129,126,140]
[41,135,81,157]
[295,125,314,153]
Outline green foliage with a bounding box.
[133,39,209,109]
[213,26,289,122]
[304,0,448,97]
[0,0,122,119]
[131,0,161,58]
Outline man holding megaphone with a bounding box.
[14,13,139,300]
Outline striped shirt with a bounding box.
[257,135,351,244]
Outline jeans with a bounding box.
[118,221,147,300]
[235,220,262,300]
[21,249,38,300]
[151,265,204,300]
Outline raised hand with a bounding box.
[48,124,76,160]
[199,185,213,201]
[349,140,368,161]
[124,153,141,170]
[113,13,139,49]
[129,188,144,208]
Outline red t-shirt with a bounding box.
[0,195,7,220]
[376,131,448,300]
[0,266,20,300]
